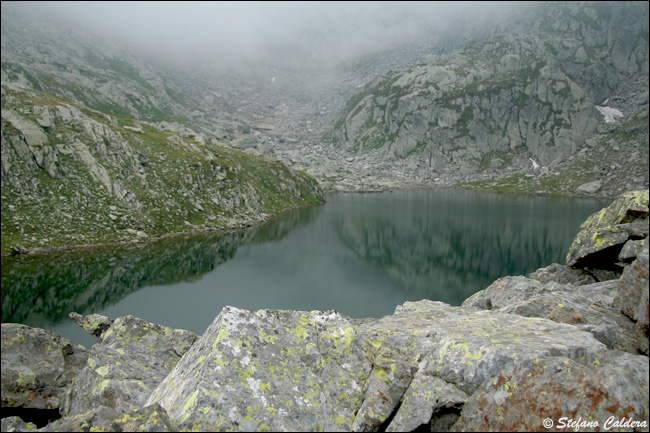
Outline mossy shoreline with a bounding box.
[2,200,324,258]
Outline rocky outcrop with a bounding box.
[566,190,649,270]
[465,190,649,356]
[1,324,88,410]
[327,2,649,195]
[0,84,323,255]
[62,315,197,416]
[1,194,648,431]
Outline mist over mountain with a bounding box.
[35,1,519,72]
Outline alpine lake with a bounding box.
[1,188,610,349]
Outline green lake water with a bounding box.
[1,188,610,348]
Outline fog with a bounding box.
[36,1,518,71]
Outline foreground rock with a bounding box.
[1,324,88,410]
[146,308,372,432]
[62,315,198,417]
[453,350,649,431]
[1,190,648,432]
[566,190,649,272]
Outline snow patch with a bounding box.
[596,105,623,123]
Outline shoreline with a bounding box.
[1,182,614,258]
[1,200,325,258]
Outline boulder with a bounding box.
[528,263,596,285]
[0,416,37,432]
[614,254,649,355]
[453,351,649,432]
[619,236,649,262]
[40,404,175,432]
[1,324,88,410]
[364,301,608,396]
[566,190,649,269]
[576,180,602,194]
[145,307,374,432]
[69,312,114,343]
[463,276,640,353]
[63,315,198,416]
[566,222,649,270]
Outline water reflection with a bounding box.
[1,189,608,347]
[332,189,593,304]
[1,205,318,327]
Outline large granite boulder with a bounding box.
[68,312,114,343]
[40,404,175,432]
[0,416,37,432]
[614,254,650,355]
[462,276,640,353]
[144,301,610,432]
[63,315,198,416]
[145,307,374,432]
[453,350,649,432]
[1,324,88,410]
[566,190,649,272]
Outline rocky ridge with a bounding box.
[2,190,647,431]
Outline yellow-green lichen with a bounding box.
[290,325,310,343]
[212,329,229,350]
[17,372,36,386]
[439,340,483,365]
[181,389,200,416]
[98,379,110,394]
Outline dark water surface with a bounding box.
[1,188,609,348]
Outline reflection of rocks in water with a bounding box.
[333,190,584,304]
[246,202,321,245]
[1,208,319,326]
[1,233,243,325]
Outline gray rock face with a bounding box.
[0,324,88,410]
[145,307,373,432]
[63,315,198,416]
[453,351,649,432]
[576,180,603,194]
[332,3,648,168]
[566,190,649,269]
[320,2,648,196]
[614,254,650,355]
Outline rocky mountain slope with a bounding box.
[328,1,649,195]
[0,3,323,254]
[0,84,322,254]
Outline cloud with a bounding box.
[35,1,518,69]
